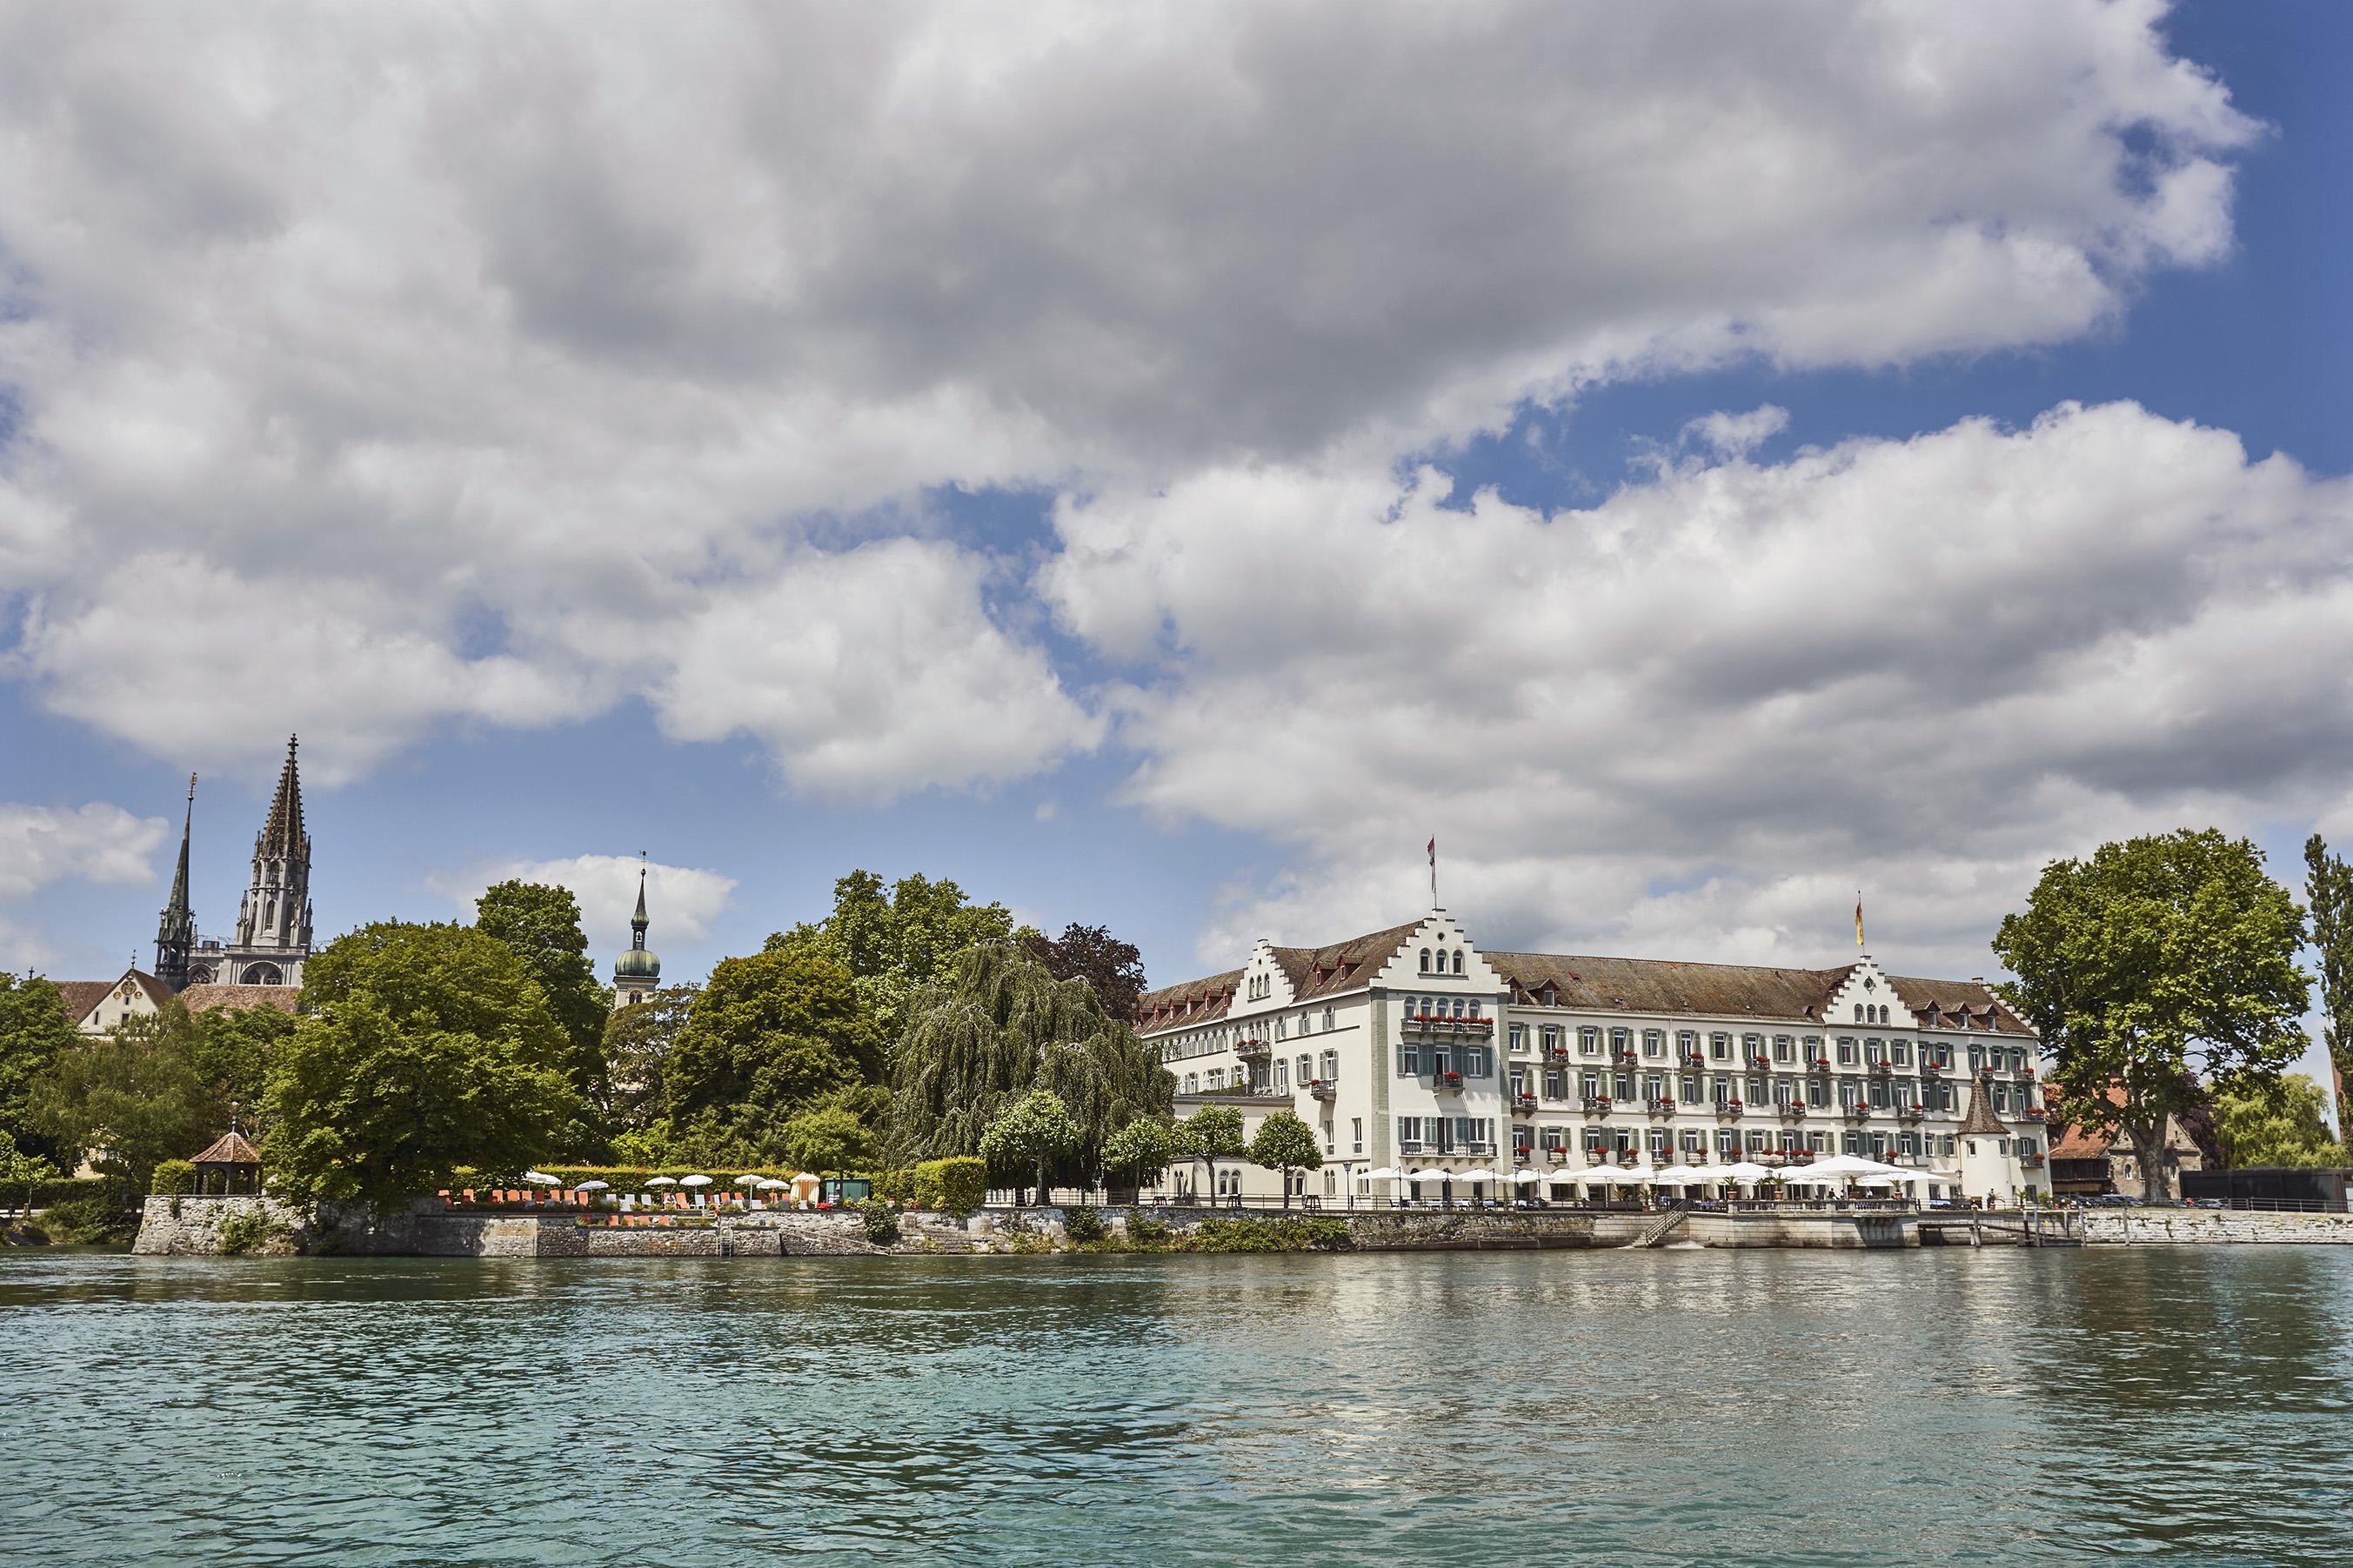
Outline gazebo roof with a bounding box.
[191,1131,262,1166]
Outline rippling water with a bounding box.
[5,1247,2350,1565]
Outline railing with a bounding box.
[1236,1038,1270,1061]
[1402,1015,1494,1036]
[1715,1103,1745,1118]
[1308,1080,1337,1102]
[1433,1073,1466,1094]
[1510,1093,1538,1114]
[1581,1098,1613,1113]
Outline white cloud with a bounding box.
[1683,405,1791,458]
[432,854,738,961]
[0,802,166,900]
[1043,401,2353,975]
[0,2,2256,788]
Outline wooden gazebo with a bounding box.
[191,1131,264,1195]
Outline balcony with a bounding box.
[2022,1153,2047,1169]
[1307,1079,1337,1102]
[1898,1104,1925,1122]
[1402,1013,1494,1039]
[2019,1065,2038,1080]
[1510,1092,1538,1116]
[1715,1101,1745,1119]
[1545,1149,1568,1165]
[1646,1098,1678,1117]
[1842,1104,1871,1120]
[1779,1102,1808,1119]
[1682,1052,1706,1068]
[1432,1071,1466,1095]
[1748,1055,1772,1069]
[1235,1038,1271,1063]
[1546,1044,1571,1061]
[1581,1097,1614,1115]
[1869,1060,1893,1076]
[1922,1060,1947,1076]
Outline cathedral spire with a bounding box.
[231,733,313,985]
[262,734,305,857]
[154,773,197,993]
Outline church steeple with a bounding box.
[614,852,661,1005]
[230,734,312,985]
[154,774,197,992]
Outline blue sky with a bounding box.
[1,2,2347,1101]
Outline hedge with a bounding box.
[152,1160,197,1196]
[912,1157,987,1214]
[9,1177,115,1211]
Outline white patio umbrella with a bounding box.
[678,1174,714,1188]
[1652,1164,1702,1185]
[574,1179,610,1192]
[1361,1166,1401,1181]
[1458,1167,1502,1183]
[757,1178,789,1191]
[1512,1169,1547,1184]
[645,1175,678,1186]
[1790,1154,1879,1183]
[1718,1161,1775,1184]
[522,1171,559,1185]
[1405,1167,1454,1184]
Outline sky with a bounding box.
[1,2,2347,1098]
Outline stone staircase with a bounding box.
[1636,1208,1689,1247]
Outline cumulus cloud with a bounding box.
[432,854,738,960]
[0,1,2256,787]
[1044,402,2353,974]
[1683,406,1791,458]
[0,802,167,901]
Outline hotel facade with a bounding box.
[1134,911,2051,1207]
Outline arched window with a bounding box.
[1451,950,1465,976]
[244,963,282,986]
[1420,949,1432,973]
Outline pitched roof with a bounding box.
[191,1131,262,1165]
[1488,951,1852,1021]
[2048,1121,2113,1160]
[179,984,300,1015]
[53,980,118,1024]
[1957,1080,2009,1136]
[1885,976,2033,1035]
[1269,921,1423,1002]
[1136,968,1245,1029]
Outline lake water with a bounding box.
[4,1247,2350,1566]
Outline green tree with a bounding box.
[2209,1073,2346,1169]
[270,920,592,1204]
[1026,923,1148,1023]
[1186,1103,1245,1201]
[782,1102,875,1178]
[31,1000,219,1200]
[886,942,1172,1182]
[1100,1117,1193,1190]
[1247,1110,1325,1209]
[0,1133,58,1222]
[668,950,879,1147]
[2307,834,2352,1138]
[191,1004,297,1134]
[1994,829,2312,1203]
[767,871,1022,1041]
[601,984,698,1133]
[978,1089,1079,1204]
[0,973,78,1167]
[267,997,580,1210]
[475,880,612,1098]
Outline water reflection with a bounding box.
[3,1249,2348,1565]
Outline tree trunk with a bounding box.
[1281,1172,1291,1211]
[2123,1118,2171,1204]
[1037,1158,1050,1210]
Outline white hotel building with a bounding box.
[1134,911,2051,1207]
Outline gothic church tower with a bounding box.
[224,735,313,986]
[153,775,197,993]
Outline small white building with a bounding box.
[1138,909,2050,1207]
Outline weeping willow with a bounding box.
[886,941,1173,1180]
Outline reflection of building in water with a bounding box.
[1138,909,2055,1208]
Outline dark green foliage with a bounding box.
[152,1158,197,1196]
[191,1004,296,1131]
[602,984,697,1131]
[886,942,1173,1184]
[665,951,879,1150]
[32,999,219,1200]
[767,871,1020,1041]
[979,1089,1080,1200]
[268,922,587,1207]
[1026,923,1147,1022]
[859,1197,901,1245]
[32,1191,137,1246]
[1995,829,2312,1202]
[1185,1102,1245,1193]
[2210,1074,2345,1168]
[216,1210,295,1255]
[1101,1118,1191,1185]
[1126,1216,1171,1248]
[475,881,612,1100]
[913,1156,987,1213]
[1189,1217,1353,1253]
[782,1102,874,1174]
[0,974,80,1166]
[2308,835,2353,1137]
[1061,1204,1105,1244]
[1247,1110,1324,1207]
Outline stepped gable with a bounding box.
[180,984,301,1015]
[1487,951,1853,1021]
[1885,975,2032,1035]
[1137,967,1245,1030]
[1270,920,1424,1001]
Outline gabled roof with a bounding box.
[1136,967,1245,1030]
[1885,976,2033,1035]
[1489,952,1853,1021]
[1269,920,1424,1002]
[55,969,171,1026]
[180,984,300,1015]
[191,1131,262,1165]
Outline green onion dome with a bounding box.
[615,946,662,981]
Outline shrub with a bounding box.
[1062,1204,1105,1244]
[859,1198,901,1246]
[217,1211,296,1256]
[1126,1216,1171,1249]
[33,1193,139,1246]
[1191,1218,1354,1254]
[872,1168,915,1205]
[152,1160,197,1196]
[914,1156,987,1214]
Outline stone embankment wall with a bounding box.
[2079,1209,2353,1244]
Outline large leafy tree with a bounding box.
[665,950,879,1154]
[0,973,77,1166]
[601,984,698,1133]
[191,1004,297,1133]
[1026,924,1147,1023]
[886,942,1172,1183]
[782,1102,875,1178]
[978,1089,1080,1204]
[270,920,592,1204]
[2209,1073,2345,1169]
[1187,1103,1245,1198]
[1248,1110,1325,1209]
[1994,829,2311,1202]
[767,871,1021,1041]
[1100,1117,1193,1190]
[2307,834,2352,1138]
[475,880,611,1098]
[31,999,219,1200]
